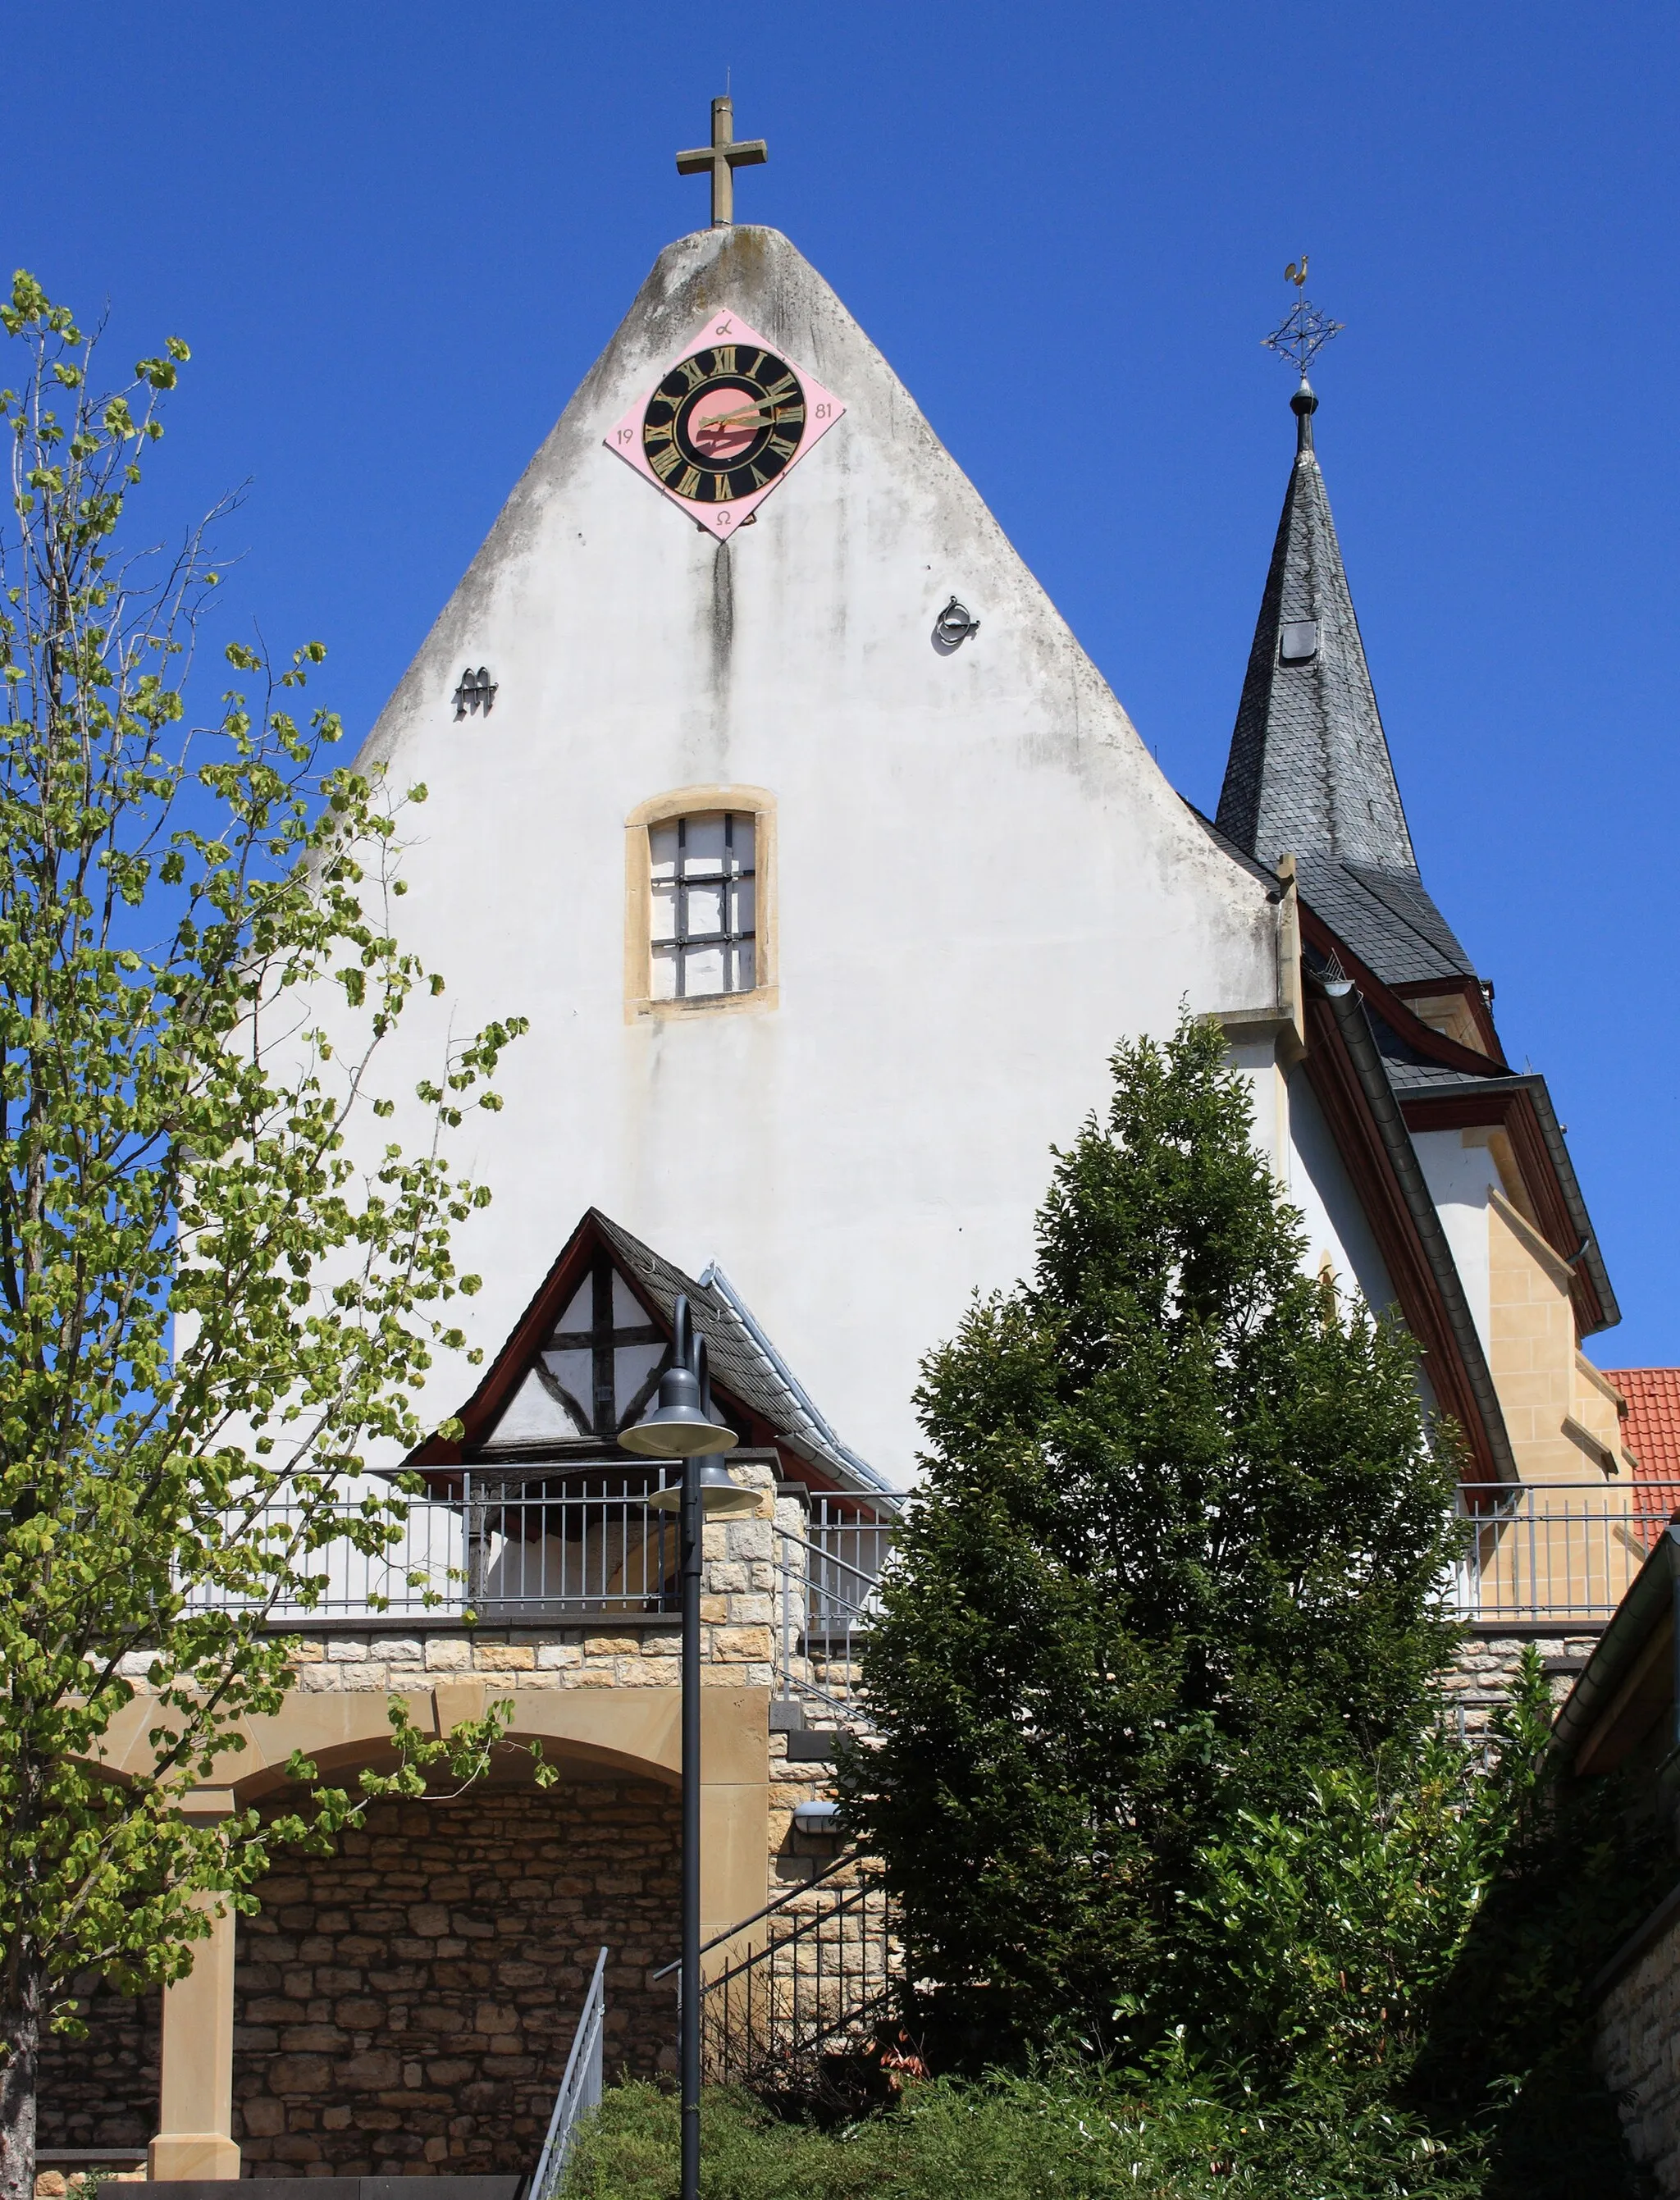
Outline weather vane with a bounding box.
[1262,253,1344,381]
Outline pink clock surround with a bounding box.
[605,310,845,540]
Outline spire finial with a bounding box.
[1262,258,1344,449]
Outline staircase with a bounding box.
[699,1855,897,2092]
[701,1504,901,2090]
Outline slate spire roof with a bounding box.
[1215,382,1476,987]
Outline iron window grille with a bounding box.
[651,811,756,999]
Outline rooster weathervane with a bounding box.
[1263,253,1344,380]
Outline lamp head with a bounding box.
[619,1296,740,1463]
[646,1456,760,1516]
[619,1362,737,1458]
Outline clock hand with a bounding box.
[693,396,796,436]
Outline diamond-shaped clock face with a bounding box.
[605,310,844,541]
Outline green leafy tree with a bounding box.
[1185,1732,1519,2084]
[0,271,526,2200]
[843,1015,1463,2062]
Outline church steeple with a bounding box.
[1215,375,1418,875]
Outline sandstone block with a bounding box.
[270,2134,324,2161]
[281,2024,348,2053]
[427,2058,477,2086]
[344,2051,404,2089]
[270,2053,334,2094]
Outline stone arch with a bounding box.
[220,1682,686,1805]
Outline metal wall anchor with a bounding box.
[933,597,979,651]
[453,665,498,719]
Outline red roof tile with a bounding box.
[1603,1367,1680,1485]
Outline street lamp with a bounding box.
[620,1296,755,2200]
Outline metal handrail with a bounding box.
[651,1851,870,1982]
[528,1946,608,2200]
[696,1865,898,2088]
[771,1522,887,1723]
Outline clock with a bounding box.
[605,310,844,540]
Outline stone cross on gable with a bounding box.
[676,96,767,227]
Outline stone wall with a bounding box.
[1596,1890,1680,2196]
[231,1779,680,2178]
[36,1974,158,2150]
[1440,1628,1601,1745]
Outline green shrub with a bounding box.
[564,2072,1486,2200]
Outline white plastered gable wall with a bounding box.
[337,222,1292,1483]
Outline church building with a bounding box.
[51,107,1648,2184]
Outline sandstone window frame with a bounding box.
[624,785,777,1020]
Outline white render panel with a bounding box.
[342,225,1278,1483]
[1411,1129,1500,1359]
[1283,1066,1397,1319]
[486,1367,582,1449]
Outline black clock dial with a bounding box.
[640,344,807,504]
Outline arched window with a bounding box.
[650,810,756,999]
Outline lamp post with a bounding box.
[619,1295,756,2200]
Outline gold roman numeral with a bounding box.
[648,443,682,481]
[676,464,704,498]
[767,433,797,459]
[762,372,798,404]
[710,345,737,375]
[678,357,710,392]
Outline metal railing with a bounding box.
[1453,1480,1680,1623]
[189,1473,897,1636]
[189,1471,683,1621]
[655,1855,897,2092]
[774,1508,888,1724]
[528,1946,607,2200]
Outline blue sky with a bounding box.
[11,2,1678,1366]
